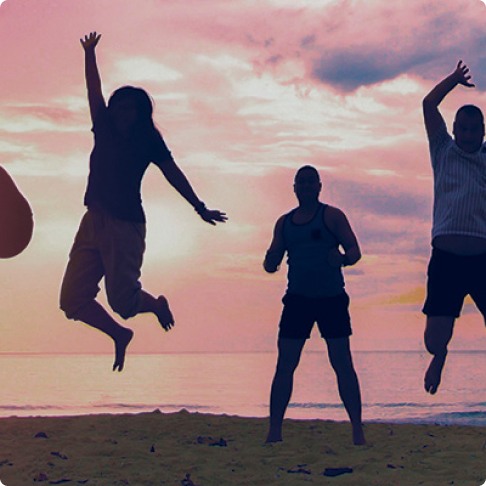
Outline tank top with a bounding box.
[283,203,345,297]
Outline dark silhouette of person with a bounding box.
[422,61,486,394]
[263,165,365,445]
[0,166,33,258]
[60,32,227,372]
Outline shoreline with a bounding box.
[1,409,486,427]
[1,410,485,485]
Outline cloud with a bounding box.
[312,49,434,93]
[112,57,183,84]
[238,0,486,93]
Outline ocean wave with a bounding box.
[289,401,486,410]
[0,402,214,418]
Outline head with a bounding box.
[453,104,485,153]
[293,165,322,204]
[107,86,155,136]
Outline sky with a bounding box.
[1,0,486,355]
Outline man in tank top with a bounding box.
[422,61,486,395]
[263,165,365,446]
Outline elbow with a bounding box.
[344,248,361,267]
[263,261,278,273]
[422,96,435,114]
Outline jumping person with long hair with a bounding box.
[60,32,227,372]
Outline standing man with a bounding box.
[422,61,486,394]
[264,165,365,445]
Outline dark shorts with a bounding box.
[422,248,486,318]
[278,292,352,340]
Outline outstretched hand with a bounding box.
[199,208,228,226]
[80,31,101,51]
[454,60,475,88]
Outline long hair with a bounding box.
[107,86,159,143]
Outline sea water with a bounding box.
[0,351,485,425]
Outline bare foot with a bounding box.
[113,328,134,372]
[424,353,447,394]
[352,424,366,446]
[156,295,174,331]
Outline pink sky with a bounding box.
[1,0,485,354]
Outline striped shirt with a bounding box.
[428,121,486,241]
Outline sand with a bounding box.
[0,410,485,485]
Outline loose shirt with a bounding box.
[428,121,486,241]
[84,108,174,223]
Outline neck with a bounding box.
[298,199,320,212]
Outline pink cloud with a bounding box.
[0,0,484,354]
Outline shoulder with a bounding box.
[91,106,110,134]
[429,121,453,157]
[150,130,173,164]
[275,213,288,229]
[323,205,349,231]
[323,204,346,221]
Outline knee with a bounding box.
[424,317,454,356]
[59,287,78,320]
[330,356,354,376]
[107,292,139,320]
[275,359,299,377]
[424,331,448,356]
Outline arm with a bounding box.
[325,207,361,267]
[422,60,475,139]
[263,215,286,273]
[80,32,106,123]
[158,158,227,225]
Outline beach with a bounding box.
[0,410,485,486]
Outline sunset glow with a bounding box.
[1,0,486,354]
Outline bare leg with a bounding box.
[72,300,133,372]
[266,337,306,443]
[326,337,366,445]
[424,316,455,394]
[138,290,174,331]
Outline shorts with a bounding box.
[422,247,486,318]
[60,209,146,320]
[278,291,352,340]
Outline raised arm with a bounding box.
[263,215,286,273]
[80,32,106,123]
[325,206,361,267]
[422,60,475,139]
[158,158,227,225]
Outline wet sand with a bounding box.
[0,410,485,485]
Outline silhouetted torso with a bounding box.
[84,108,173,223]
[284,203,344,297]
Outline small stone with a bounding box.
[209,438,227,447]
[33,472,49,482]
[322,467,353,477]
[50,451,68,460]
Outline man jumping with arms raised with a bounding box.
[422,61,486,394]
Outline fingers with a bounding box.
[80,31,101,49]
[455,60,475,88]
[200,209,228,225]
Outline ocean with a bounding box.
[0,351,485,426]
